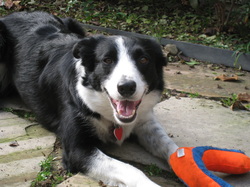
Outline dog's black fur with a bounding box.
[0,12,174,186]
[0,12,102,172]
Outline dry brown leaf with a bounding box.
[230,101,249,111]
[175,95,181,99]
[179,93,188,97]
[13,0,20,5]
[217,84,223,89]
[214,74,239,81]
[9,140,19,147]
[237,93,250,103]
[4,0,13,9]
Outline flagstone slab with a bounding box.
[0,111,56,186]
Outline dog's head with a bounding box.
[73,35,166,125]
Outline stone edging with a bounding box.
[81,24,250,71]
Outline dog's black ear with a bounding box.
[73,37,101,72]
[73,37,97,59]
[61,18,86,37]
[73,40,85,59]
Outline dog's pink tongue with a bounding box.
[117,100,136,117]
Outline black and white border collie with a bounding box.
[0,12,179,186]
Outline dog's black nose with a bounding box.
[117,80,136,97]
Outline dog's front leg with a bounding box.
[61,124,159,186]
[134,113,179,162]
[86,149,160,187]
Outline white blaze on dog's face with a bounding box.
[103,37,148,124]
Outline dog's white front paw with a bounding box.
[99,180,127,187]
[87,150,160,187]
[99,171,160,187]
[101,179,160,187]
[136,178,161,187]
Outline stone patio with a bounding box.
[0,62,250,186]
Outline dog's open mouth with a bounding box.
[110,98,141,123]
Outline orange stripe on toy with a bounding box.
[203,149,250,174]
[170,147,222,187]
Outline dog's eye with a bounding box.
[103,58,113,64]
[138,57,149,64]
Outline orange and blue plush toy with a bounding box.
[169,146,250,187]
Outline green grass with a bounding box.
[31,156,72,187]
[144,164,163,176]
[2,108,36,121]
[1,0,249,54]
[246,104,250,109]
[221,94,238,107]
[31,156,54,186]
[188,92,200,98]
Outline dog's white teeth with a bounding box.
[118,109,135,119]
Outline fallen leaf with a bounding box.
[170,89,178,96]
[237,93,250,102]
[235,72,245,76]
[217,84,223,89]
[13,0,22,10]
[175,71,181,74]
[3,0,13,9]
[175,95,181,99]
[179,93,188,97]
[185,60,200,67]
[214,74,239,81]
[230,101,249,111]
[175,92,188,99]
[13,0,20,5]
[9,140,19,147]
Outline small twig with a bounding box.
[224,0,235,26]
